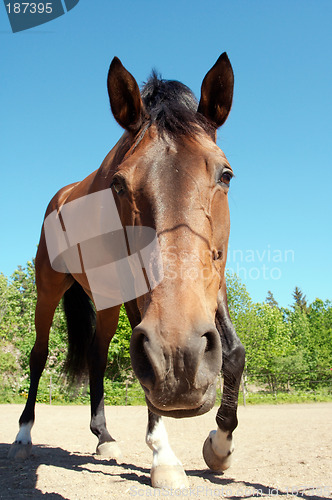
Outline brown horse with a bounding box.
[9,53,245,489]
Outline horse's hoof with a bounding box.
[96,441,123,462]
[203,433,232,472]
[151,464,189,489]
[8,442,32,460]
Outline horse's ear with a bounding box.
[198,52,234,129]
[107,57,145,133]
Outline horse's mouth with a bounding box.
[144,383,217,418]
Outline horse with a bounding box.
[8,53,245,489]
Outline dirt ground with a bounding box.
[0,403,331,499]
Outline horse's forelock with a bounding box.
[141,73,213,137]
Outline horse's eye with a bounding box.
[219,170,233,187]
[112,178,125,195]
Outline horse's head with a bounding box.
[107,54,234,418]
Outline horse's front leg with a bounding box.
[203,294,245,472]
[7,295,51,459]
[146,409,189,489]
[8,273,66,459]
[89,307,122,461]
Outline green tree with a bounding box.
[225,271,252,322]
[105,306,133,381]
[241,303,295,388]
[307,299,332,373]
[266,290,279,308]
[0,273,14,340]
[10,262,38,372]
[292,286,307,313]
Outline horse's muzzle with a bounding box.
[130,322,222,417]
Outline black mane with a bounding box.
[141,72,212,137]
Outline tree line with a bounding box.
[0,261,331,403]
[227,276,332,394]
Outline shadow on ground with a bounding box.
[0,442,150,499]
[0,444,328,499]
[186,469,329,500]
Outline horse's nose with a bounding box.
[130,322,222,393]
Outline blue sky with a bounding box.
[1,0,331,308]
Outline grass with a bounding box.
[238,389,332,405]
[1,375,331,406]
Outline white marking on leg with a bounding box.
[15,422,33,445]
[209,428,234,458]
[146,418,181,468]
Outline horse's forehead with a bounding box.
[192,134,229,165]
[135,132,229,175]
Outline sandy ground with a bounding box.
[0,403,331,499]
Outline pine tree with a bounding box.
[292,286,307,313]
[266,290,278,308]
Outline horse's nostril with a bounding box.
[203,331,217,353]
[200,328,222,372]
[130,330,155,390]
[212,249,223,261]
